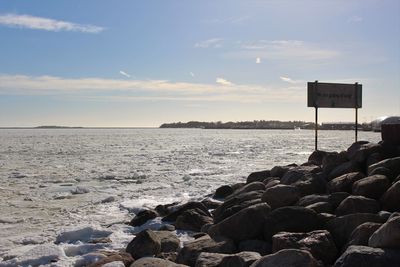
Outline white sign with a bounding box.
[307,82,362,108]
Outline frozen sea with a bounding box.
[0,128,380,266]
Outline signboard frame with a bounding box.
[307,81,363,151]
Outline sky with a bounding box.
[0,0,399,127]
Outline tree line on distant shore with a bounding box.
[159,120,316,129]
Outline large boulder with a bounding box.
[263,177,280,189]
[208,203,271,242]
[261,185,300,210]
[328,192,351,209]
[306,202,334,214]
[335,195,380,216]
[250,249,322,267]
[130,209,159,227]
[352,175,391,199]
[238,240,272,256]
[162,202,210,222]
[214,185,234,199]
[154,231,180,253]
[333,245,400,267]
[126,229,161,259]
[326,213,385,249]
[322,152,348,177]
[280,165,321,185]
[308,150,329,166]
[176,235,236,266]
[347,141,383,164]
[213,191,264,223]
[195,251,261,267]
[327,172,365,193]
[270,164,297,178]
[296,194,329,207]
[369,216,400,248]
[291,173,327,196]
[130,257,188,267]
[247,170,271,184]
[272,230,337,265]
[329,161,361,180]
[88,252,134,267]
[263,207,322,241]
[228,182,266,200]
[175,208,213,232]
[346,222,382,247]
[368,157,400,178]
[380,181,400,212]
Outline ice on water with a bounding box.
[0,128,380,265]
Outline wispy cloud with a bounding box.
[0,74,304,103]
[216,77,234,86]
[194,38,223,48]
[0,13,104,33]
[280,76,304,84]
[227,40,340,61]
[119,71,131,78]
[348,15,363,23]
[256,57,261,64]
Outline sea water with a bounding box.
[0,128,380,265]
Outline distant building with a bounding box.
[371,116,400,132]
[320,122,357,130]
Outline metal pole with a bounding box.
[355,82,358,142]
[315,107,318,151]
[355,108,358,142]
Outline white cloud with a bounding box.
[256,57,261,64]
[280,76,304,84]
[348,16,363,23]
[0,74,304,103]
[119,71,131,78]
[194,38,223,48]
[190,72,195,77]
[0,13,104,33]
[216,77,234,86]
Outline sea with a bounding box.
[0,128,381,266]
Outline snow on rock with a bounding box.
[55,226,113,244]
[0,244,65,267]
[62,243,108,257]
[103,261,125,267]
[72,252,107,267]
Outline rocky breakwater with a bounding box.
[96,140,400,267]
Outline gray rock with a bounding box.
[126,229,161,259]
[292,173,327,196]
[380,181,400,212]
[250,249,322,267]
[214,185,234,199]
[306,202,333,214]
[228,182,266,200]
[368,157,400,178]
[328,172,365,193]
[308,150,328,166]
[208,203,271,242]
[130,257,188,267]
[195,251,261,267]
[263,178,280,189]
[261,185,300,210]
[322,151,348,178]
[201,198,222,210]
[333,245,400,267]
[247,170,271,184]
[280,165,321,185]
[329,161,361,180]
[335,195,380,216]
[369,216,400,248]
[238,240,272,256]
[296,194,329,207]
[326,213,385,249]
[176,235,236,266]
[175,208,213,232]
[163,202,211,222]
[130,209,158,227]
[346,222,382,247]
[352,175,391,199]
[263,206,322,241]
[270,164,297,178]
[272,230,337,265]
[328,192,351,209]
[369,167,395,181]
[347,141,383,164]
[87,252,134,267]
[154,231,180,253]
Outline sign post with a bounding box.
[307,81,362,151]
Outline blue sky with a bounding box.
[0,0,399,127]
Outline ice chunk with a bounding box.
[62,243,108,257]
[0,244,65,267]
[71,186,90,194]
[55,226,112,244]
[73,252,107,267]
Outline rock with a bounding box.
[154,231,180,253]
[176,234,236,266]
[162,202,211,222]
[201,198,222,210]
[333,245,400,267]
[175,208,213,232]
[308,150,328,166]
[291,173,327,196]
[213,191,264,223]
[380,181,400,212]
[158,252,178,262]
[369,216,400,248]
[366,153,384,168]
[261,185,300,210]
[306,202,333,214]
[326,213,385,249]
[327,172,366,193]
[270,164,296,178]
[55,226,113,244]
[369,167,395,181]
[130,257,188,267]
[263,206,322,241]
[335,195,380,216]
[155,202,179,217]
[208,203,271,242]
[347,141,383,164]
[329,161,361,180]
[195,251,261,267]
[346,222,382,247]
[238,240,272,256]
[88,252,134,267]
[328,192,351,209]
[247,170,271,184]
[130,209,159,227]
[250,249,322,267]
[159,224,175,231]
[214,185,234,199]
[296,194,329,207]
[272,230,337,265]
[368,157,400,178]
[228,182,266,200]
[280,165,321,185]
[126,229,161,259]
[352,175,391,199]
[263,178,280,189]
[322,152,348,178]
